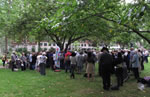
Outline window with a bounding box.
[40,43,43,46]
[81,44,83,47]
[44,43,48,46]
[53,44,56,46]
[84,44,86,47]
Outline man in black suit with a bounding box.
[99,47,113,90]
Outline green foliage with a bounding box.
[31,47,35,52]
[16,48,23,53]
[16,48,27,53]
[49,47,55,52]
[44,48,47,51]
[112,32,132,47]
[0,0,149,52]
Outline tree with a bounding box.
[55,0,150,44]
[0,0,30,52]
[2,0,149,53]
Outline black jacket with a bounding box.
[99,52,113,73]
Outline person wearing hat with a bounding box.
[99,47,113,90]
[39,52,47,75]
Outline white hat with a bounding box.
[42,52,46,55]
[12,51,16,54]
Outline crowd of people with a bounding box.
[1,47,149,91]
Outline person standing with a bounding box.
[144,50,149,63]
[76,52,84,74]
[60,51,65,69]
[39,52,47,75]
[29,53,33,70]
[36,52,42,72]
[99,47,113,90]
[2,54,7,67]
[70,52,77,79]
[20,53,27,71]
[49,51,54,70]
[140,50,145,70]
[11,51,17,71]
[64,51,71,73]
[32,52,37,70]
[130,48,135,72]
[131,50,140,79]
[124,51,130,73]
[86,51,95,81]
[115,52,124,89]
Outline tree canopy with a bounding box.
[0,0,150,52]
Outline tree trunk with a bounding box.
[64,44,69,53]
[38,41,41,52]
[64,41,72,53]
[56,42,64,52]
[5,36,8,53]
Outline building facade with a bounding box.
[10,40,121,52]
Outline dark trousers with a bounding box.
[40,63,46,75]
[101,71,111,89]
[70,64,75,78]
[60,60,65,69]
[32,64,35,70]
[50,61,55,70]
[21,66,24,71]
[29,62,33,70]
[11,62,15,71]
[46,61,50,68]
[132,68,139,79]
[77,65,82,73]
[2,60,5,66]
[65,61,70,73]
[141,59,144,70]
[144,56,148,63]
[21,62,26,71]
[126,61,130,72]
[115,67,123,87]
[50,58,54,70]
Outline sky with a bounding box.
[125,0,133,3]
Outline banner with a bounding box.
[54,46,60,68]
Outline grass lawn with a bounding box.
[0,59,150,97]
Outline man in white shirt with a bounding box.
[39,52,47,75]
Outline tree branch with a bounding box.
[71,34,90,43]
[95,14,150,44]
